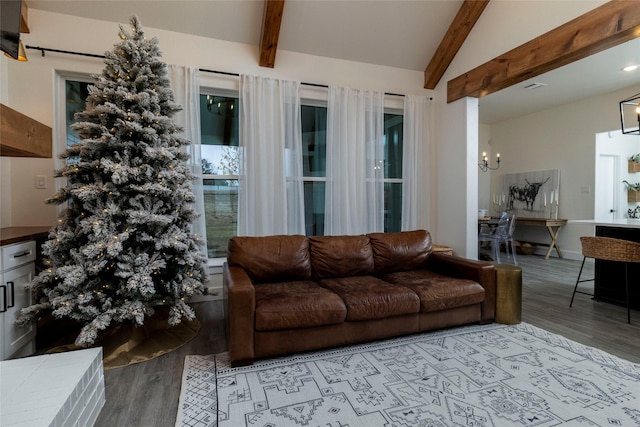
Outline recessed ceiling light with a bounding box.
[623,65,639,72]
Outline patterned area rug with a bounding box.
[175,323,640,426]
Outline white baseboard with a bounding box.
[190,285,223,302]
[189,270,224,302]
[531,246,583,261]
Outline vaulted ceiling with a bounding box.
[28,0,462,71]
[24,0,640,124]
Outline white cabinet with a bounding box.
[0,240,36,360]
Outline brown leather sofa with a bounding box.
[223,229,496,366]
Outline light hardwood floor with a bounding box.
[94,254,640,426]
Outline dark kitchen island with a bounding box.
[594,221,640,310]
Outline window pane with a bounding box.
[385,182,402,232]
[301,105,327,177]
[302,105,327,236]
[204,179,238,258]
[303,181,325,236]
[66,80,90,149]
[200,95,239,174]
[384,113,403,179]
[201,95,240,259]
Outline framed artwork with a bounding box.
[494,169,560,219]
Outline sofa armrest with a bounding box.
[223,263,256,365]
[424,253,496,322]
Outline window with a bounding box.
[61,78,95,168]
[63,80,403,259]
[200,94,240,258]
[301,105,327,236]
[62,80,239,260]
[200,99,403,256]
[65,80,91,149]
[301,105,404,235]
[383,113,403,233]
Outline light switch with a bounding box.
[36,175,47,189]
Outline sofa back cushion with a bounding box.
[309,235,375,279]
[227,235,311,283]
[368,230,433,274]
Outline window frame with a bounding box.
[300,101,405,234]
[58,73,407,263]
[55,71,96,162]
[186,86,408,261]
[55,72,97,216]
[382,107,404,188]
[199,87,241,266]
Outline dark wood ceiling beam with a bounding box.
[448,0,640,103]
[21,1,30,33]
[259,0,285,68]
[424,0,489,90]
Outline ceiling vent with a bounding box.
[524,82,547,90]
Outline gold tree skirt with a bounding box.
[45,314,201,370]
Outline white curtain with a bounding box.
[238,75,305,236]
[167,65,208,256]
[325,87,384,235]
[402,94,433,231]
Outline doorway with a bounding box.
[595,154,618,220]
[595,130,639,221]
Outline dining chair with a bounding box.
[491,213,518,265]
[478,212,517,264]
[478,212,505,262]
[478,211,507,237]
[502,214,518,265]
[570,236,640,323]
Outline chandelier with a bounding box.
[620,92,640,135]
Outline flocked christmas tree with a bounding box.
[17,16,207,346]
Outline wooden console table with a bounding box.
[517,218,568,259]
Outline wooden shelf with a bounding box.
[20,0,30,33]
[629,160,640,173]
[0,104,52,158]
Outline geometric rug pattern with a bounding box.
[175,322,640,427]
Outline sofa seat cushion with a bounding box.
[319,276,419,321]
[254,281,347,331]
[381,270,485,313]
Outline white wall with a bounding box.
[431,0,607,256]
[478,123,491,213]
[485,84,640,259]
[433,97,479,257]
[1,55,12,227]
[1,2,616,261]
[1,9,433,229]
[595,129,640,220]
[0,158,11,228]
